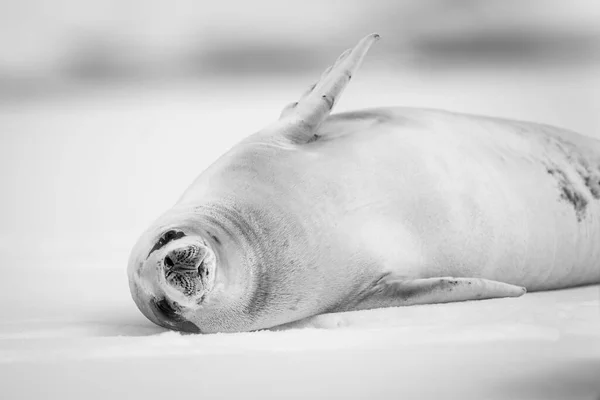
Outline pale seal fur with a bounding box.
[128,34,600,333]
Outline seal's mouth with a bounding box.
[161,242,216,303]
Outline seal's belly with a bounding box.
[296,109,600,290]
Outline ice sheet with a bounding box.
[0,260,598,399]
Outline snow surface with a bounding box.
[0,262,598,399]
[1,69,599,399]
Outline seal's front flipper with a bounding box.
[276,33,380,143]
[346,276,526,312]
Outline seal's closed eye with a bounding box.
[151,297,201,333]
[152,297,181,320]
[147,230,186,258]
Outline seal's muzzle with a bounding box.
[164,244,206,273]
[161,240,215,302]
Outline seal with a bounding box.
[128,33,600,333]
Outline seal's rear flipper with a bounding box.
[346,276,526,312]
[277,33,380,143]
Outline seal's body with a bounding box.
[128,34,600,333]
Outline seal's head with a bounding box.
[128,227,218,333]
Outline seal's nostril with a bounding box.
[164,255,174,268]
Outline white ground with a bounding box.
[1,67,599,399]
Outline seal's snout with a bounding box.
[164,244,206,272]
[161,238,216,302]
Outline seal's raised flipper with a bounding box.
[346,276,526,312]
[278,33,380,143]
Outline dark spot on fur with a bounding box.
[560,186,588,220]
[584,176,600,199]
[542,132,600,209]
[307,134,320,143]
[321,94,334,109]
[147,230,186,258]
[210,234,221,245]
[546,167,588,221]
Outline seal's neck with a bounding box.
[164,201,266,315]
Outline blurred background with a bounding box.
[1,0,600,297]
